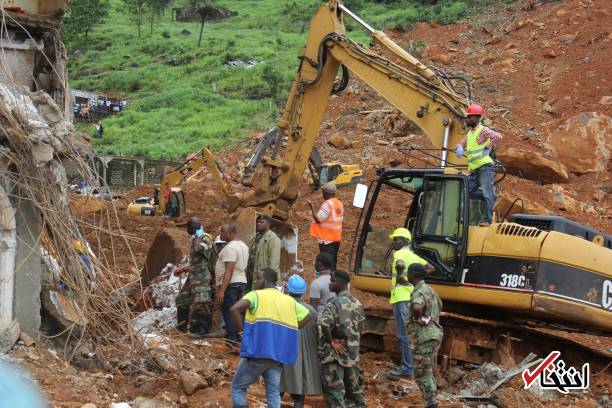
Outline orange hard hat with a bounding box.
[466,104,485,116]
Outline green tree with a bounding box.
[61,0,110,46]
[147,0,171,35]
[123,0,148,38]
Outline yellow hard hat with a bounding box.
[73,240,85,253]
[389,227,412,241]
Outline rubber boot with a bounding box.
[176,306,189,332]
[291,394,305,408]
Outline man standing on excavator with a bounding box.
[308,182,343,271]
[456,104,502,224]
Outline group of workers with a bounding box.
[173,104,500,407]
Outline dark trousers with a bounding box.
[222,282,247,342]
[319,242,340,271]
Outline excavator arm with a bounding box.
[238,0,470,220]
[158,147,229,214]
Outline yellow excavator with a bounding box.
[226,0,611,362]
[308,146,363,189]
[127,147,230,217]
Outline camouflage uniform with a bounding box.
[318,290,366,408]
[407,281,443,408]
[175,233,215,334]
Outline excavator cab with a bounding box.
[351,169,471,289]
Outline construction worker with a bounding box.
[308,182,343,271]
[281,275,322,408]
[387,228,434,379]
[456,103,503,224]
[319,270,366,407]
[215,223,249,343]
[174,217,215,337]
[246,214,281,289]
[406,263,443,408]
[230,268,311,408]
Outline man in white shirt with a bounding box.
[215,223,249,342]
[309,252,336,318]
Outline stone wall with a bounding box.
[92,156,178,192]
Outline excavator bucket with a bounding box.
[234,208,299,278]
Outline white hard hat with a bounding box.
[214,235,226,244]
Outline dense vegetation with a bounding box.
[66,0,504,158]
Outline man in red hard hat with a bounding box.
[456,104,502,224]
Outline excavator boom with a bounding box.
[238,0,470,219]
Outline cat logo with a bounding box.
[602,280,612,311]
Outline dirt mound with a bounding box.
[141,227,191,286]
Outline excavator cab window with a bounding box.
[169,191,186,217]
[413,176,468,283]
[320,164,342,185]
[354,175,422,276]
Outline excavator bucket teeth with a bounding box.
[234,208,298,278]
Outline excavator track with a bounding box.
[362,307,612,369]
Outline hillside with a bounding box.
[67,0,504,158]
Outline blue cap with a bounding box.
[287,274,307,295]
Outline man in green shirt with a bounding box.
[407,263,443,408]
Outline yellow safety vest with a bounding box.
[466,125,493,171]
[389,247,426,304]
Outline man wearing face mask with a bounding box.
[175,216,216,337]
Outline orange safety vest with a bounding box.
[310,197,343,242]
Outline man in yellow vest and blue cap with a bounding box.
[456,103,503,224]
[387,227,434,379]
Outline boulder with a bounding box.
[328,132,350,150]
[497,147,569,183]
[180,370,207,395]
[548,112,611,174]
[551,185,582,213]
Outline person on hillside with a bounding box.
[230,268,311,408]
[407,263,444,408]
[247,214,281,289]
[319,270,366,407]
[456,103,503,224]
[215,223,249,343]
[308,182,343,271]
[280,275,322,408]
[309,252,336,318]
[174,217,215,337]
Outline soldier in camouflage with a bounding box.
[405,263,443,408]
[175,217,216,338]
[318,270,366,408]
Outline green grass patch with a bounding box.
[66,0,510,158]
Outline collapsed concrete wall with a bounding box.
[92,156,178,192]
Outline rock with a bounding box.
[514,18,533,30]
[548,112,611,174]
[375,138,389,146]
[388,153,404,167]
[525,127,538,139]
[504,42,516,49]
[180,29,192,36]
[31,142,54,164]
[351,140,364,150]
[448,366,466,385]
[431,52,453,65]
[480,362,504,385]
[593,190,606,202]
[595,182,612,194]
[463,47,474,56]
[370,156,385,167]
[81,404,97,408]
[133,397,170,408]
[559,33,577,45]
[479,56,496,65]
[19,331,35,347]
[556,8,568,17]
[485,36,502,45]
[497,147,569,183]
[551,186,582,213]
[180,370,207,395]
[543,49,556,58]
[178,395,189,407]
[599,96,612,105]
[543,101,554,114]
[328,132,350,150]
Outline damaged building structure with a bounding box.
[0,1,92,352]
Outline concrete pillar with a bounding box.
[12,192,42,338]
[0,183,19,352]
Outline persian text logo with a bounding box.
[522,351,589,394]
